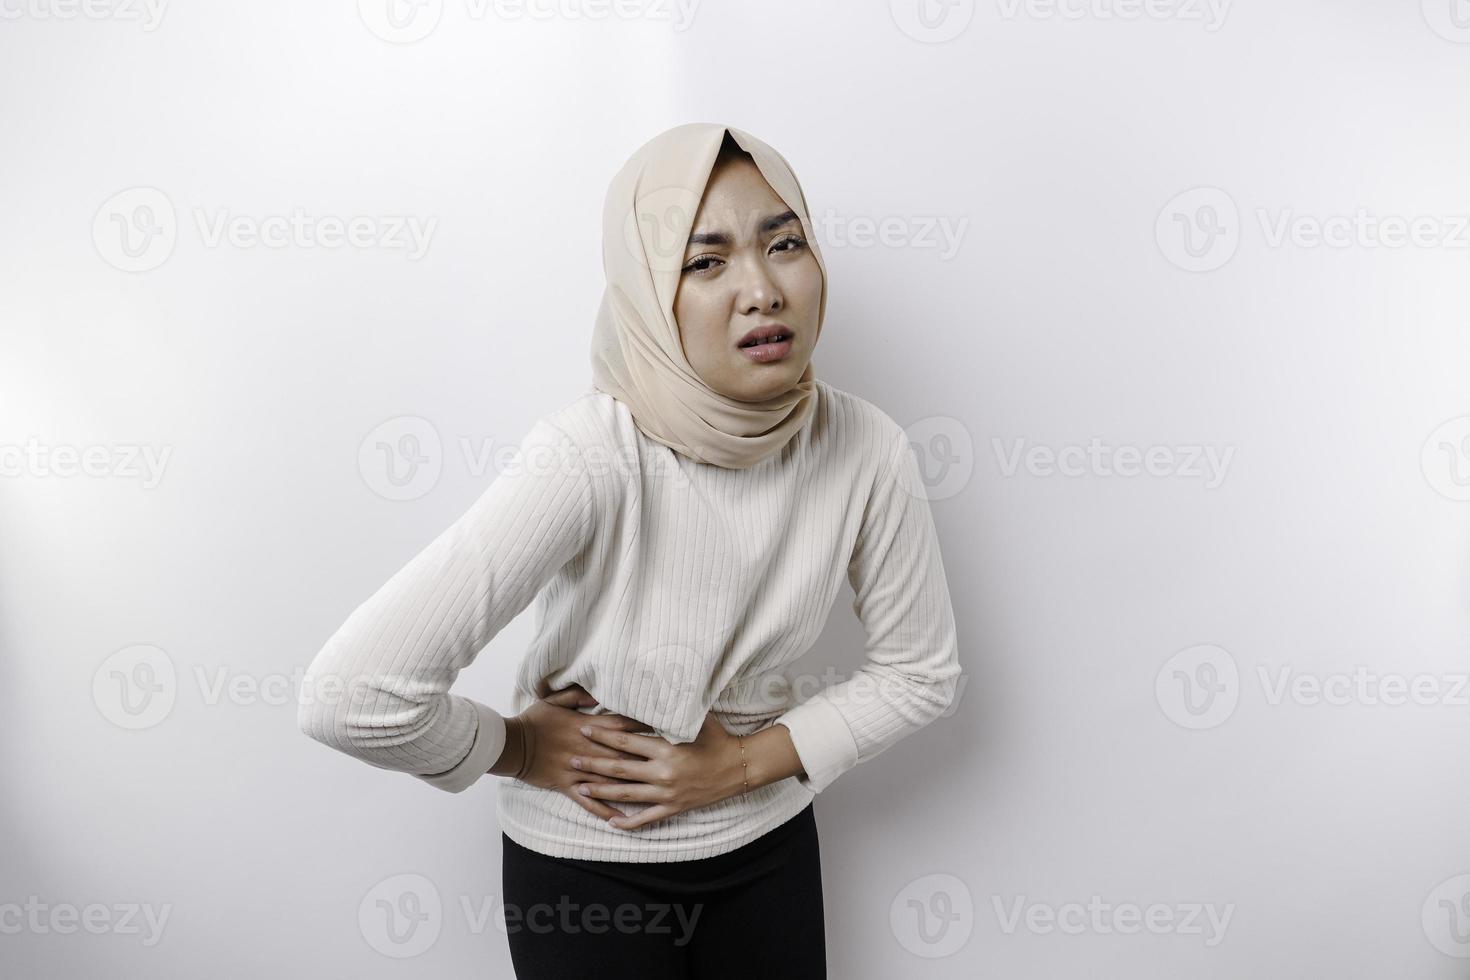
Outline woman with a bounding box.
[298,122,962,978]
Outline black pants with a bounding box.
[500,803,825,978]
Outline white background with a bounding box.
[3,0,1470,976]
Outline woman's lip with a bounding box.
[737,324,792,348]
[738,338,793,363]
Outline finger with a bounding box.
[545,683,601,708]
[542,687,587,708]
[578,725,661,759]
[564,784,625,821]
[595,715,657,734]
[610,803,678,831]
[576,780,664,804]
[569,754,655,782]
[576,744,646,762]
[576,720,654,752]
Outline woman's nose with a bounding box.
[737,258,783,314]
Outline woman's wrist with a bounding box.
[728,724,804,796]
[489,714,528,777]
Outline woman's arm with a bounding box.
[774,424,964,794]
[741,722,806,789]
[297,416,594,793]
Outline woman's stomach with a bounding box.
[495,772,815,863]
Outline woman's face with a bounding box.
[673,154,822,403]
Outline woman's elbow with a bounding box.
[926,648,964,720]
[297,663,438,759]
[296,670,347,749]
[294,661,381,752]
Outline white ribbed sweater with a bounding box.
[298,378,961,862]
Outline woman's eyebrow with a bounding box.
[686,209,799,247]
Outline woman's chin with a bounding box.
[720,362,809,403]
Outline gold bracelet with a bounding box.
[738,734,749,794]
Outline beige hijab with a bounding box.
[590,123,828,470]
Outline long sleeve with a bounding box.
[776,426,962,794]
[297,416,595,793]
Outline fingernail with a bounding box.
[579,726,592,736]
[578,785,589,795]
[571,758,582,768]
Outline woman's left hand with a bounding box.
[569,710,746,830]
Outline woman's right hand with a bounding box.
[495,684,658,821]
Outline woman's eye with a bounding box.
[681,255,722,274]
[771,234,807,254]
[681,238,804,274]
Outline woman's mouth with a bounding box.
[737,325,793,363]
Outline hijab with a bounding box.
[590,123,828,470]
